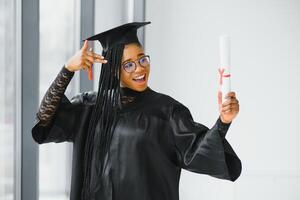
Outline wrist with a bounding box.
[219,115,232,124]
[62,65,75,77]
[216,116,231,138]
[64,64,75,72]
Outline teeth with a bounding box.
[134,74,145,79]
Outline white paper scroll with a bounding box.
[219,35,231,103]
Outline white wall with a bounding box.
[93,0,125,90]
[145,0,300,199]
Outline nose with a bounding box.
[134,62,145,72]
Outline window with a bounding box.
[0,0,16,200]
[39,0,79,199]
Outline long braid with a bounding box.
[102,46,122,159]
[81,43,125,200]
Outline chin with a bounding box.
[126,82,147,91]
[132,84,148,91]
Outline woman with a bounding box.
[32,21,242,200]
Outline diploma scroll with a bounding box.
[219,35,231,103]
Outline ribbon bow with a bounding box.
[218,68,231,85]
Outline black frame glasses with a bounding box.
[121,55,150,73]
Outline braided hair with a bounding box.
[81,43,126,200]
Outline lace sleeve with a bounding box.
[36,66,74,127]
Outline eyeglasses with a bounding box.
[121,55,150,73]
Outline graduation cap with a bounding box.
[81,21,151,200]
[84,21,151,51]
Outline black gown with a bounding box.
[32,74,242,200]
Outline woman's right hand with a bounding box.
[64,40,108,72]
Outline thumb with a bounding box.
[81,40,88,50]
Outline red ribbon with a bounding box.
[218,68,231,85]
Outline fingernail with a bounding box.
[104,60,108,63]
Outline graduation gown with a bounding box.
[32,86,242,200]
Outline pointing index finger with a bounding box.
[81,40,89,50]
[86,51,104,59]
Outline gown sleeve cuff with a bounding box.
[216,116,232,138]
[62,65,75,76]
[32,113,52,144]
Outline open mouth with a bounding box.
[132,74,146,83]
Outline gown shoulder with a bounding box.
[146,89,183,108]
[70,91,98,105]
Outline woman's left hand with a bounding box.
[218,91,240,123]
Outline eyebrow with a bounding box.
[122,53,145,63]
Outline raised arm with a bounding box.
[37,66,74,126]
[37,40,107,126]
[32,41,107,144]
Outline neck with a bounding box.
[120,86,150,96]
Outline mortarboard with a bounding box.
[84,21,151,51]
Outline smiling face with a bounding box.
[120,43,150,92]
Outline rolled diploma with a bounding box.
[219,35,231,103]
